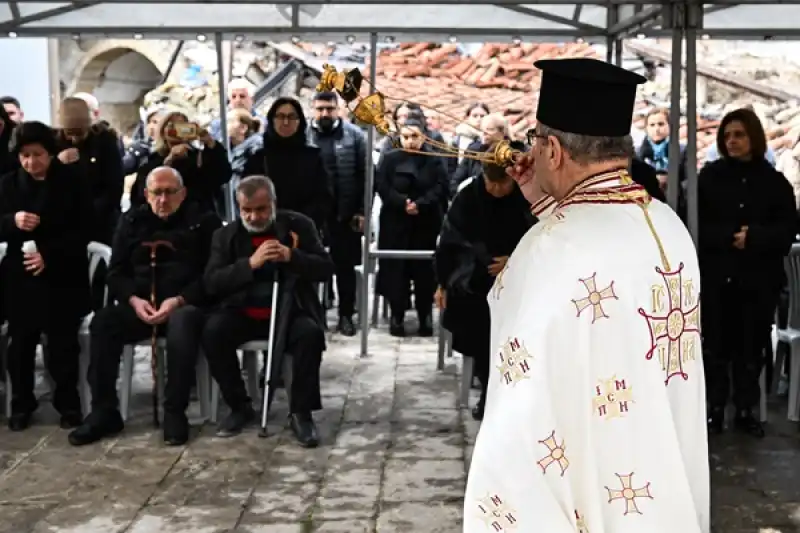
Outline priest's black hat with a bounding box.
[534,58,646,137]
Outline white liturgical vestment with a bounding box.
[464,171,709,533]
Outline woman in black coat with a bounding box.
[0,104,17,176]
[242,97,332,232]
[435,147,535,419]
[376,118,449,337]
[0,122,93,431]
[699,108,796,437]
[131,111,232,217]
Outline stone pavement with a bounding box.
[1,323,800,533]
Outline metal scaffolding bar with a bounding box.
[685,28,699,243]
[359,31,378,359]
[214,32,235,221]
[667,27,683,212]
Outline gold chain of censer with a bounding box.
[316,64,523,167]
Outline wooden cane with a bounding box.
[142,240,176,428]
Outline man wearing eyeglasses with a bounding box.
[69,166,221,448]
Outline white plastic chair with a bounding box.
[209,341,293,424]
[774,243,800,421]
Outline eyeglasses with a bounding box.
[275,113,299,123]
[526,129,549,147]
[147,187,182,197]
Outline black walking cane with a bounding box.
[142,240,175,428]
[258,269,281,438]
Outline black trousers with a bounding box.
[703,283,777,411]
[389,260,436,319]
[466,346,489,409]
[91,261,109,311]
[6,314,82,415]
[329,220,359,318]
[87,303,206,414]
[202,310,324,414]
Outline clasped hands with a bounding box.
[249,239,291,269]
[733,225,748,250]
[405,198,418,215]
[130,295,184,325]
[14,211,45,275]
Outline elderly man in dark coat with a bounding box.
[434,143,536,420]
[202,175,334,447]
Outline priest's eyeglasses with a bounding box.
[526,129,549,147]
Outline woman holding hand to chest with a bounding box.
[0,122,93,431]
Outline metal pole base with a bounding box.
[258,426,269,438]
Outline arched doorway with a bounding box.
[71,46,163,137]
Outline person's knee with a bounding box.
[290,317,325,353]
[201,312,232,348]
[89,305,124,337]
[168,305,205,332]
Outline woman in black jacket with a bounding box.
[0,104,17,176]
[376,117,449,337]
[0,122,93,431]
[242,97,332,231]
[131,111,232,216]
[699,108,796,437]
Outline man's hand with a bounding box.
[57,148,80,164]
[129,296,158,324]
[14,211,40,231]
[164,143,191,166]
[434,286,447,310]
[507,151,545,205]
[249,239,291,269]
[23,252,45,276]
[351,215,365,233]
[733,225,749,250]
[405,199,418,215]
[148,296,184,325]
[488,256,508,277]
[198,129,216,148]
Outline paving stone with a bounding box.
[242,482,318,523]
[313,520,374,532]
[342,394,394,423]
[316,481,381,520]
[376,501,463,532]
[392,431,464,460]
[236,525,303,533]
[382,459,465,503]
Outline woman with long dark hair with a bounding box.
[699,108,796,437]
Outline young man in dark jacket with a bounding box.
[202,175,334,447]
[69,166,221,447]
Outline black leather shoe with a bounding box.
[163,411,189,446]
[68,410,124,446]
[471,403,485,421]
[60,411,84,430]
[216,405,255,438]
[707,407,724,435]
[337,316,356,337]
[8,412,33,432]
[289,412,319,448]
[389,317,405,337]
[734,409,765,438]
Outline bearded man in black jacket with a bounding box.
[307,91,368,336]
[69,166,221,447]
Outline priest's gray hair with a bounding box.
[146,166,184,188]
[537,123,634,165]
[237,175,277,203]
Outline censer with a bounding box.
[316,64,524,167]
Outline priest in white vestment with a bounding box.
[464,58,710,533]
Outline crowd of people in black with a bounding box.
[0,80,798,447]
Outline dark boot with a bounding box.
[289,412,319,448]
[417,312,433,337]
[734,409,765,438]
[472,380,488,421]
[389,316,405,337]
[163,411,189,446]
[216,405,256,438]
[68,410,124,446]
[8,411,33,432]
[59,411,84,430]
[337,316,356,337]
[707,406,724,435]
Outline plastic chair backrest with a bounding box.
[87,241,112,307]
[785,243,800,330]
[0,242,6,265]
[456,176,474,195]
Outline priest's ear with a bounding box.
[544,134,566,171]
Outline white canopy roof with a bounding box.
[0,1,798,41]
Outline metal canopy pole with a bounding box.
[685,5,703,243]
[666,19,683,212]
[214,32,234,221]
[359,31,378,359]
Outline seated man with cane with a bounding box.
[202,175,333,447]
[69,166,221,447]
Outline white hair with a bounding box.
[146,166,184,188]
[537,123,634,165]
[72,92,99,113]
[228,78,254,96]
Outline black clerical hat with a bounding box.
[535,58,646,137]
